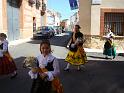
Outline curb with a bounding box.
[9,37,32,46]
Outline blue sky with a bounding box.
[47,0,78,20]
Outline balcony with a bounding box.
[28,0,35,4]
[36,0,41,9]
[28,0,35,7]
[42,2,46,11]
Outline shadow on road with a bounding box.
[1,56,124,93]
[88,55,108,59]
[0,56,32,93]
[59,58,124,93]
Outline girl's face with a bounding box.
[40,43,51,56]
[74,26,79,32]
[0,36,4,41]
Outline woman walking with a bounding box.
[64,25,87,71]
[103,28,116,59]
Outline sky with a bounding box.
[47,0,78,20]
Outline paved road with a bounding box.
[0,32,124,93]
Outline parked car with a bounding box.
[33,26,55,39]
[53,26,62,34]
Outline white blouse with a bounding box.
[29,54,60,81]
[0,40,8,57]
[106,32,114,38]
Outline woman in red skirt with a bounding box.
[0,33,17,79]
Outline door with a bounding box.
[7,0,20,41]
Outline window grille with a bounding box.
[104,13,124,36]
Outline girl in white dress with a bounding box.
[30,40,63,93]
[0,33,17,79]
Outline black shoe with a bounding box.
[10,73,18,79]
[64,68,69,71]
[113,56,115,59]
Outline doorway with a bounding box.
[7,0,20,41]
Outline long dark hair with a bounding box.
[40,39,51,53]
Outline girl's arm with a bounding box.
[72,33,76,43]
[52,58,60,76]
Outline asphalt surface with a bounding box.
[0,32,124,93]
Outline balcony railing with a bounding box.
[28,0,35,4]
[36,0,41,9]
[42,3,46,11]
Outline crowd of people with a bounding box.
[0,25,117,93]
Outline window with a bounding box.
[104,13,124,36]
[36,0,41,9]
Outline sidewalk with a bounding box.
[9,35,124,53]
[9,37,32,46]
[84,48,123,53]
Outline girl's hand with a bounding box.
[39,73,48,79]
[41,73,47,77]
[31,68,38,73]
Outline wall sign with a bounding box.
[92,0,102,5]
[69,0,78,10]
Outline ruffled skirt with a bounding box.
[0,52,17,75]
[65,47,87,65]
[103,46,116,57]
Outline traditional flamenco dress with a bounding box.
[65,45,87,66]
[0,40,17,75]
[65,31,87,66]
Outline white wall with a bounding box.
[55,16,60,26]
[101,0,124,8]
[91,5,101,35]
[79,0,91,35]
[91,0,124,35]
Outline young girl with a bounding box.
[30,40,62,93]
[0,33,17,79]
[64,25,87,71]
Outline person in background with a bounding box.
[0,33,17,79]
[103,28,116,59]
[64,25,87,71]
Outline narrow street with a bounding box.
[0,32,124,93]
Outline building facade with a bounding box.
[60,19,71,31]
[46,9,61,26]
[70,11,79,31]
[1,0,47,41]
[79,0,124,50]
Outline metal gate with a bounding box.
[7,0,20,41]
